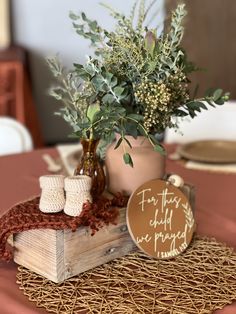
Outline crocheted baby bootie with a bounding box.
[64,175,92,217]
[39,175,65,213]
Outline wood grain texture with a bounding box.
[13,207,135,283]
[13,184,195,283]
[166,0,236,98]
[64,207,137,280]
[14,229,60,282]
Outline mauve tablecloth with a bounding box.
[0,146,235,314]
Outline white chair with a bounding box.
[164,101,236,144]
[0,117,33,156]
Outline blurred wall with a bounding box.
[12,0,164,144]
[166,0,236,100]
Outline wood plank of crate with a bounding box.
[13,184,195,283]
[13,207,137,283]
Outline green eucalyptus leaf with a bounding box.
[89,21,98,32]
[69,12,78,21]
[105,72,113,83]
[137,125,146,136]
[74,63,84,70]
[90,34,100,43]
[87,103,100,122]
[174,109,188,116]
[115,106,126,115]
[189,110,196,118]
[91,75,105,91]
[74,63,90,80]
[187,101,207,112]
[84,63,96,76]
[124,137,132,148]
[213,89,223,101]
[76,29,84,36]
[196,101,207,110]
[154,144,166,155]
[127,113,144,122]
[206,99,216,107]
[114,86,124,96]
[123,153,133,167]
[81,12,87,21]
[149,134,157,144]
[215,98,225,105]
[125,122,138,138]
[114,137,123,149]
[49,89,63,100]
[102,94,115,104]
[120,87,129,97]
[110,76,118,87]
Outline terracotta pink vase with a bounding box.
[105,135,166,195]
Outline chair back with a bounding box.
[0,117,33,155]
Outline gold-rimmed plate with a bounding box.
[178,140,236,163]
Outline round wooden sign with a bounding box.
[127,179,195,259]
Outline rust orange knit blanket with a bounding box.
[0,194,127,262]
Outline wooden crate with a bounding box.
[13,184,194,283]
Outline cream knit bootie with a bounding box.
[39,175,65,213]
[64,175,92,217]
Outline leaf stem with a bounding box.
[126,116,156,148]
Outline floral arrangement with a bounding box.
[47,1,229,166]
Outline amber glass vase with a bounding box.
[75,138,106,198]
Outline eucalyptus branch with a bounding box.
[130,0,138,26]
[126,116,154,146]
[48,1,229,159]
[62,78,75,104]
[137,0,146,31]
[103,78,120,103]
[100,3,121,17]
[168,4,186,50]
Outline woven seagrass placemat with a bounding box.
[16,236,236,314]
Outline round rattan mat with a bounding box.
[16,236,236,314]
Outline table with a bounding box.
[0,146,235,314]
